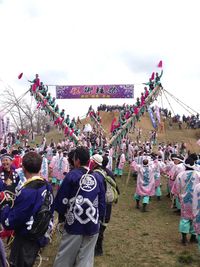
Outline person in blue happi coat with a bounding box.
[0,151,54,267]
[53,146,106,267]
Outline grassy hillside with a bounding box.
[36,111,200,153]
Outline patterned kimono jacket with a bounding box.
[106,148,114,171]
[154,160,165,188]
[46,147,53,162]
[49,155,69,181]
[40,157,49,181]
[168,163,185,191]
[117,153,126,170]
[163,160,174,176]
[131,161,156,196]
[173,170,200,220]
[49,155,62,180]
[192,178,200,234]
[128,144,134,163]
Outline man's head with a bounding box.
[22,152,42,175]
[171,154,184,165]
[73,146,90,168]
[1,154,13,171]
[58,148,62,154]
[184,157,195,170]
[63,150,68,158]
[188,153,198,162]
[143,158,149,166]
[0,148,7,155]
[90,154,103,170]
[12,150,20,156]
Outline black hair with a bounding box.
[102,155,109,168]
[22,151,42,173]
[143,159,148,166]
[74,146,90,166]
[0,149,7,155]
[11,150,19,156]
[170,153,177,159]
[188,153,198,161]
[68,149,75,167]
[185,157,195,171]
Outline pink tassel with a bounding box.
[43,99,47,106]
[64,126,69,134]
[37,103,41,109]
[157,60,163,68]
[150,72,155,80]
[54,118,60,125]
[18,72,23,79]
[70,129,74,136]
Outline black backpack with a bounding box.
[25,180,53,239]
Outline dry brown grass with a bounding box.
[34,171,200,267]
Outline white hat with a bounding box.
[91,154,103,166]
[184,163,195,169]
[171,154,184,162]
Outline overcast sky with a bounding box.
[0,0,200,119]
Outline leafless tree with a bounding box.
[0,87,50,139]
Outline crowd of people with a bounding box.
[160,108,200,129]
[0,70,200,266]
[0,135,120,266]
[0,126,199,266]
[97,104,200,132]
[130,144,200,247]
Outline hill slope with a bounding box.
[38,111,200,153]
